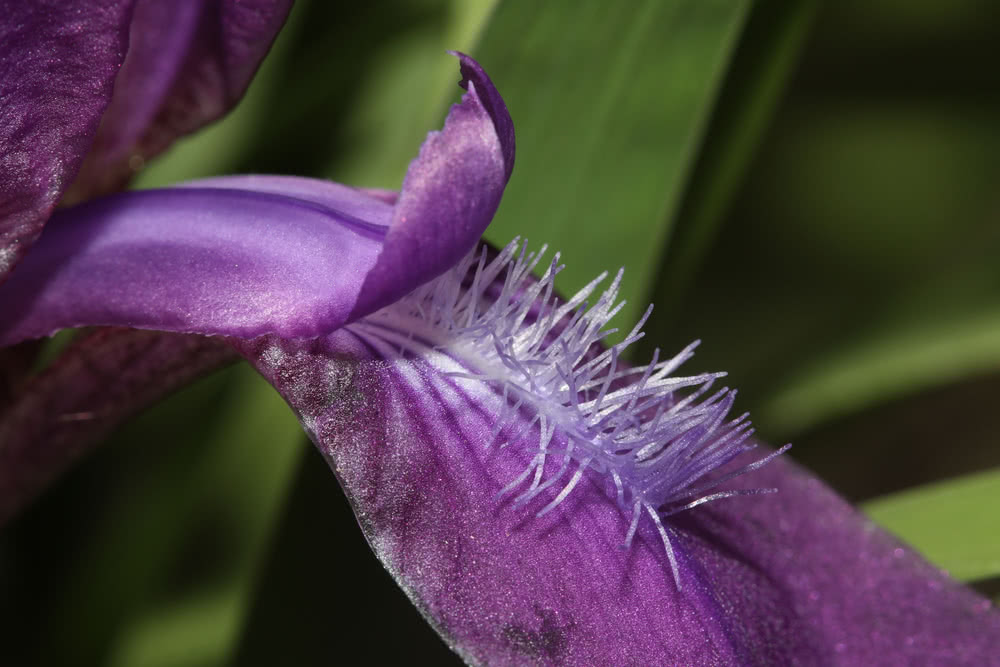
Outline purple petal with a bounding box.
[0,181,391,344]
[0,54,514,346]
[65,0,294,201]
[233,244,1000,665]
[0,1,133,283]
[348,52,514,319]
[0,328,235,523]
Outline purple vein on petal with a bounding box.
[0,183,392,344]
[235,240,1000,665]
[346,239,783,587]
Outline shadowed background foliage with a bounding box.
[2,0,998,664]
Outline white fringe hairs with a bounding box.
[355,239,788,587]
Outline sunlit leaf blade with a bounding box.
[762,308,1000,436]
[864,468,1000,583]
[324,0,500,188]
[654,61,1000,436]
[643,0,818,321]
[477,0,750,330]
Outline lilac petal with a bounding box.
[233,242,1000,664]
[238,330,1000,665]
[0,1,133,283]
[65,0,293,201]
[0,54,513,346]
[0,181,392,344]
[692,453,1000,664]
[0,328,235,523]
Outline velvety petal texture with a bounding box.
[0,328,235,524]
[65,0,294,201]
[0,0,134,283]
[0,54,514,346]
[233,246,1000,666]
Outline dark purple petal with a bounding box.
[0,54,513,346]
[238,333,1000,666]
[347,52,515,319]
[0,341,43,414]
[0,1,134,283]
[0,328,235,523]
[65,0,293,201]
[690,453,1000,665]
[232,243,1000,665]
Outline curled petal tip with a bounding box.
[449,51,515,182]
[347,53,516,319]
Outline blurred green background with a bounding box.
[2,0,999,664]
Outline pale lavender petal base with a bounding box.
[236,331,1000,666]
[0,0,133,283]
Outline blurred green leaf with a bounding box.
[657,103,1000,438]
[101,368,304,667]
[645,0,818,320]
[325,1,500,187]
[478,0,751,331]
[864,467,1000,583]
[762,308,1000,436]
[41,365,303,666]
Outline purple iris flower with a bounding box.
[2,4,1000,666]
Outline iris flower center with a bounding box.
[348,239,787,586]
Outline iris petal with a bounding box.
[66,0,294,200]
[0,54,514,346]
[233,244,1000,665]
[0,1,133,283]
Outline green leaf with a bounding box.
[324,0,501,187]
[477,0,751,331]
[40,365,303,666]
[101,369,304,667]
[644,0,819,320]
[761,307,1000,436]
[864,468,1000,583]
[652,84,1000,438]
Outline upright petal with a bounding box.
[348,52,515,318]
[0,54,514,346]
[234,243,1000,665]
[65,0,294,200]
[0,0,134,283]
